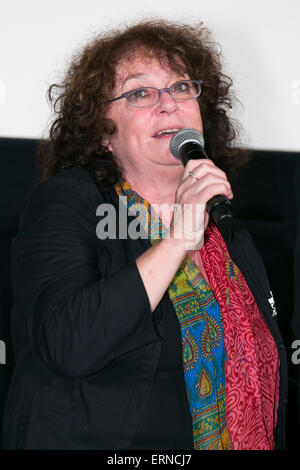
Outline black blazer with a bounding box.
[2,167,288,449]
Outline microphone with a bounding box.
[170,128,233,230]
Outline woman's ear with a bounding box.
[102,136,113,153]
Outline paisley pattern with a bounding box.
[200,315,222,360]
[182,329,199,371]
[171,258,231,450]
[198,369,212,397]
[199,223,280,450]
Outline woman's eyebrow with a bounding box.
[121,73,148,88]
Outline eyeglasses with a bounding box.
[103,79,203,108]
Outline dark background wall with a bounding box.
[0,137,299,449]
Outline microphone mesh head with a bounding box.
[170,128,205,159]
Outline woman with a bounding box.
[3,19,287,450]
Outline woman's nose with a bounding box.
[156,90,178,114]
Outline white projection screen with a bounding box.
[0,0,299,151]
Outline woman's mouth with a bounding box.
[153,128,181,138]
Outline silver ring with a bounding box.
[189,170,198,180]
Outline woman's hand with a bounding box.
[170,159,234,250]
[136,159,233,312]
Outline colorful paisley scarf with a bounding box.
[115,181,280,450]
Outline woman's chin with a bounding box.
[156,151,184,167]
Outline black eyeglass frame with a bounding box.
[103,79,203,108]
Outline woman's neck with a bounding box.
[124,166,183,227]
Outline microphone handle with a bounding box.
[179,142,233,230]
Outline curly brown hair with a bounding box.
[37,19,248,188]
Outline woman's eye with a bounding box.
[131,88,149,100]
[173,81,190,93]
